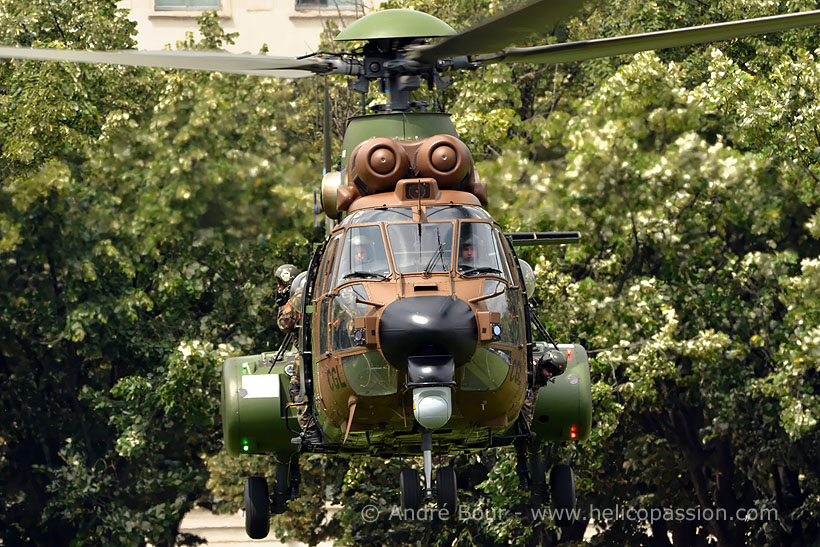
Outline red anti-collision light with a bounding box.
[570,424,578,439]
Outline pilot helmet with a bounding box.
[275,263,300,287]
[350,234,375,260]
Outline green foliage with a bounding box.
[470,3,820,543]
[1,4,323,545]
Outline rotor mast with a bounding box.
[335,9,462,113]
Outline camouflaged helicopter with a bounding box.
[5,0,820,539]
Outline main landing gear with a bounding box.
[244,476,269,540]
[515,436,576,527]
[243,457,300,539]
[399,429,458,515]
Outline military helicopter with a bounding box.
[4,0,820,539]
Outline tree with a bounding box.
[1,3,321,544]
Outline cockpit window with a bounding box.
[426,205,491,220]
[340,207,413,226]
[387,222,454,274]
[317,234,341,295]
[457,222,509,279]
[335,225,391,285]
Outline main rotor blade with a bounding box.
[485,9,820,65]
[0,46,326,77]
[411,0,588,63]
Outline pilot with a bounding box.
[350,233,388,274]
[458,235,478,271]
[352,234,371,264]
[277,271,322,445]
[274,263,300,307]
[277,271,305,334]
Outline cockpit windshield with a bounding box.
[426,205,491,220]
[340,207,413,226]
[457,222,508,277]
[335,225,391,284]
[332,219,510,282]
[387,222,454,274]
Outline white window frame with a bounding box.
[150,0,232,18]
[294,0,360,11]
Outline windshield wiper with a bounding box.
[460,266,503,277]
[423,232,446,276]
[343,271,388,280]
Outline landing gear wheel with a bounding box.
[549,464,576,527]
[436,465,458,515]
[244,476,270,539]
[400,468,422,512]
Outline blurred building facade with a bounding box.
[116,0,380,55]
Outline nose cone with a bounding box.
[378,295,477,368]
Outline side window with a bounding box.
[494,230,515,281]
[330,284,370,352]
[314,235,340,357]
[481,280,523,346]
[501,232,526,287]
[315,234,341,297]
[335,225,390,285]
[457,222,509,278]
[318,300,330,356]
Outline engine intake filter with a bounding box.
[413,134,473,188]
[348,137,410,195]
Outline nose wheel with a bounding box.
[436,465,458,514]
[400,468,423,511]
[399,430,459,516]
[399,465,459,515]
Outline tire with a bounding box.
[436,466,458,516]
[244,476,270,539]
[400,468,422,512]
[549,464,576,527]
